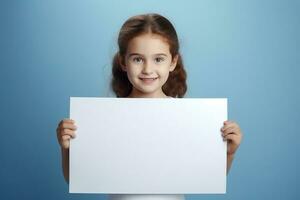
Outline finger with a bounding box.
[223,133,237,142]
[60,123,77,131]
[61,129,76,138]
[63,118,75,123]
[59,118,75,126]
[221,123,236,132]
[224,133,241,145]
[62,134,71,141]
[223,120,237,125]
[58,118,75,127]
[57,120,76,133]
[222,127,238,136]
[222,123,240,134]
[224,120,231,125]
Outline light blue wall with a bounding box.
[0,0,299,199]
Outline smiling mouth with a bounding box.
[139,77,158,80]
[139,77,158,84]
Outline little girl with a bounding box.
[56,13,243,200]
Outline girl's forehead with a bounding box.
[126,33,171,55]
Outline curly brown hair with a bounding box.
[111,13,187,98]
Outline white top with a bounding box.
[108,194,185,200]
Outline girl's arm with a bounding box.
[61,148,70,183]
[57,119,77,184]
[221,120,243,174]
[227,154,234,174]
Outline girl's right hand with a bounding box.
[56,118,77,149]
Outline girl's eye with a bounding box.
[155,57,165,63]
[133,57,143,63]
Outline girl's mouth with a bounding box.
[139,77,158,84]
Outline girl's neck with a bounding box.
[127,88,168,98]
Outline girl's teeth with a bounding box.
[140,78,157,83]
[141,78,156,80]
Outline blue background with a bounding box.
[0,0,299,199]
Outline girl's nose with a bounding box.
[142,62,153,74]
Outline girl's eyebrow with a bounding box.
[128,53,142,57]
[128,53,168,57]
[154,53,168,57]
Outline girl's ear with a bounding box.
[169,54,179,72]
[118,54,127,72]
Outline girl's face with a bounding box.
[120,33,178,98]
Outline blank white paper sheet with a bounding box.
[69,97,227,194]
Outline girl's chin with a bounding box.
[132,86,162,96]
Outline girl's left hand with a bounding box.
[221,120,243,156]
